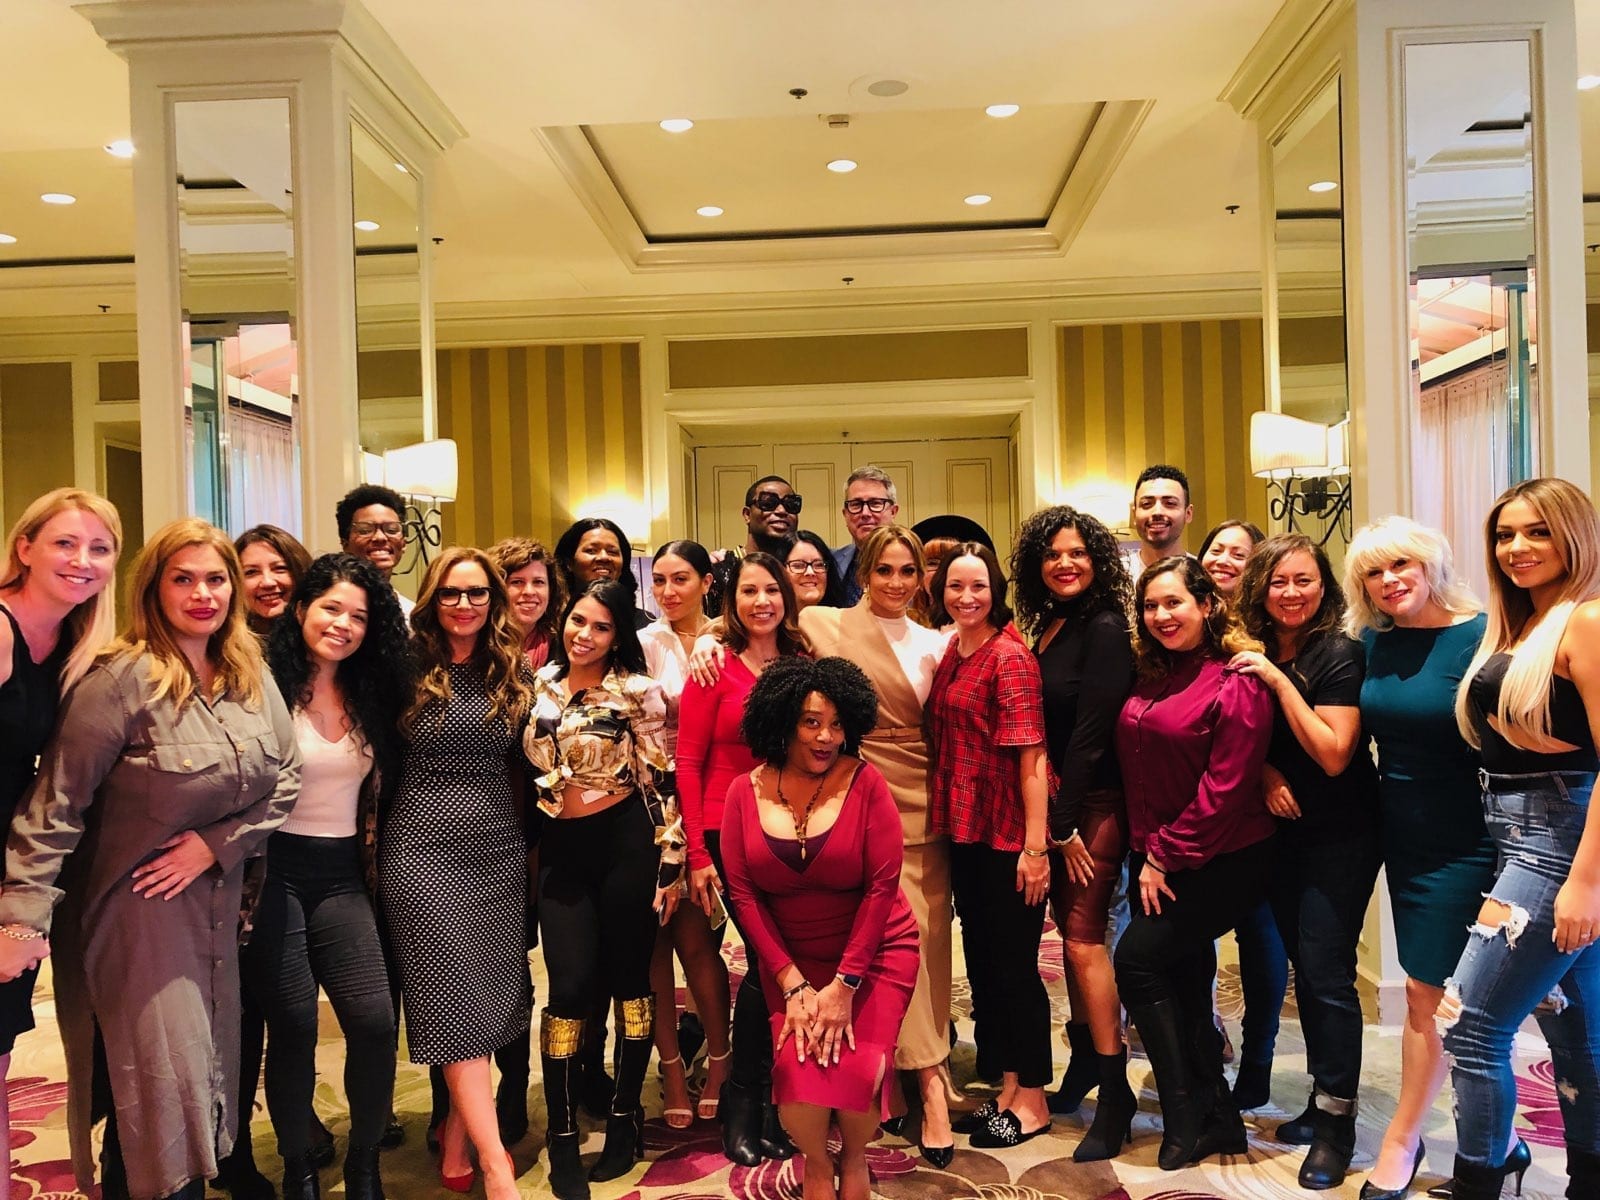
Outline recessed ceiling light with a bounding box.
[0,234,15,245]
[104,139,135,159]
[1307,180,1338,193]
[660,118,694,133]
[354,219,380,231]
[985,104,1020,118]
[696,205,723,217]
[867,79,909,97]
[964,193,992,206]
[40,193,76,205]
[1580,75,1600,90]
[394,162,409,174]
[827,159,858,174]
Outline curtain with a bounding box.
[1412,361,1509,599]
[228,404,301,536]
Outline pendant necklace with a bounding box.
[775,765,828,860]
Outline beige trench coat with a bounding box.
[0,651,299,1200]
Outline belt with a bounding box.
[863,724,924,744]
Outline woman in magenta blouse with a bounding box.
[1113,555,1275,1171]
[720,655,918,1200]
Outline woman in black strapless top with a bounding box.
[1442,478,1600,1200]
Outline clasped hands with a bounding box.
[776,974,855,1066]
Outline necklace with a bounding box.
[774,765,829,861]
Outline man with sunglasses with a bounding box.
[832,465,901,605]
[337,483,413,616]
[703,475,801,618]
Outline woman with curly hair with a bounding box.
[490,536,563,670]
[380,547,533,1200]
[236,526,312,636]
[1009,506,1137,1160]
[1113,556,1274,1171]
[720,655,919,1200]
[242,555,411,1200]
[1231,535,1381,1189]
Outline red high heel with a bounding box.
[439,1161,475,1193]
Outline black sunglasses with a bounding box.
[752,492,803,515]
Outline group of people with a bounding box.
[0,459,1593,1200]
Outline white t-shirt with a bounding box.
[283,710,373,838]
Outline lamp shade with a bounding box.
[1250,411,1328,479]
[1302,417,1349,479]
[360,451,386,485]
[383,438,458,502]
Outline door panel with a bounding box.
[775,444,852,547]
[692,444,771,552]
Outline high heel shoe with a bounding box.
[659,1054,693,1129]
[1426,1140,1530,1200]
[1361,1141,1425,1200]
[437,1162,474,1194]
[1073,1050,1137,1163]
[697,1049,731,1121]
[919,1143,955,1169]
[589,1109,646,1182]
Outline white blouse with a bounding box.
[282,710,372,838]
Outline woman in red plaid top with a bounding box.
[927,542,1053,1149]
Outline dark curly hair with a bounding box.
[1235,533,1347,658]
[1133,555,1261,679]
[789,530,848,609]
[927,542,1014,630]
[1010,505,1132,640]
[548,578,649,677]
[266,554,413,774]
[739,656,880,765]
[553,517,637,605]
[334,484,407,543]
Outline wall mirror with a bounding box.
[351,119,425,458]
[1403,39,1536,591]
[174,96,302,537]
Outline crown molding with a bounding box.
[536,100,1154,273]
[1219,0,1352,121]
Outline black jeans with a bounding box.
[1269,825,1382,1100]
[950,841,1052,1088]
[243,833,396,1155]
[705,830,774,1092]
[1115,841,1272,1033]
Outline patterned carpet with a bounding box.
[6,922,1572,1199]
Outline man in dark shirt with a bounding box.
[705,475,800,616]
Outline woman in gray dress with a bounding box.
[0,518,299,1200]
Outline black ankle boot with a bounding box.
[279,1153,321,1200]
[1128,1001,1200,1171]
[588,1109,645,1182]
[1446,1153,1523,1200]
[1277,1092,1317,1145]
[546,1131,590,1200]
[1048,1022,1100,1114]
[1300,1100,1357,1190]
[1569,1147,1600,1200]
[1074,1049,1138,1162]
[758,1097,796,1160]
[307,1113,335,1170]
[1232,1057,1273,1111]
[342,1143,383,1200]
[214,1141,275,1200]
[719,1081,766,1167]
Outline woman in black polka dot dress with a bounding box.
[381,547,534,1200]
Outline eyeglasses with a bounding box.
[752,492,803,515]
[436,586,491,607]
[350,520,403,538]
[786,559,827,577]
[843,497,892,515]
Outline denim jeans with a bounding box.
[1442,770,1600,1164]
[1269,827,1382,1100]
[1234,898,1288,1067]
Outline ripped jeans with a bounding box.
[1441,769,1600,1164]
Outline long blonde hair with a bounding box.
[405,546,531,734]
[1455,478,1600,750]
[0,488,123,691]
[110,518,264,709]
[1343,516,1479,637]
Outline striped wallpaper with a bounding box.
[1058,319,1268,539]
[435,342,644,548]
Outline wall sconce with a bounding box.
[372,438,458,572]
[1249,412,1353,546]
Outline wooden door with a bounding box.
[691,444,771,552]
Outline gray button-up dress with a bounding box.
[0,650,299,1200]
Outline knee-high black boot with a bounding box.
[541,1011,590,1200]
[495,1028,532,1145]
[576,995,615,1118]
[1128,1000,1201,1171]
[720,973,768,1166]
[1185,1009,1247,1165]
[749,994,793,1161]
[590,997,653,1182]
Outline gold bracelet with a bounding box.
[1021,845,1049,858]
[0,925,41,942]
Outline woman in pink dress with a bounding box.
[721,656,919,1200]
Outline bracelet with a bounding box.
[1145,860,1167,875]
[1021,845,1049,858]
[781,981,812,1002]
[0,925,41,942]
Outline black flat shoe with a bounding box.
[968,1110,1051,1150]
[1361,1142,1425,1200]
[950,1099,998,1135]
[919,1143,955,1169]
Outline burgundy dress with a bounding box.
[721,760,920,1114]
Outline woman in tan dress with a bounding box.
[0,518,300,1200]
[798,524,958,1166]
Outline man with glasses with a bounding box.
[704,475,802,617]
[833,465,900,605]
[337,484,413,616]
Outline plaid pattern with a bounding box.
[928,632,1047,851]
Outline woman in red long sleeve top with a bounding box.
[1112,555,1275,1173]
[721,655,918,1200]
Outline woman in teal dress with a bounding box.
[1344,517,1496,1200]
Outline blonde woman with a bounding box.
[0,518,298,1200]
[1441,479,1600,1200]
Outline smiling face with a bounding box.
[300,580,369,666]
[735,564,785,640]
[1363,553,1435,624]
[239,541,296,623]
[504,560,551,633]
[435,560,490,643]
[573,527,624,585]
[1042,525,1094,600]
[16,506,116,612]
[159,544,232,649]
[652,553,711,625]
[1132,477,1192,553]
[342,503,405,578]
[1494,497,1566,595]
[787,690,844,777]
[563,594,617,671]
[743,481,799,541]
[843,478,898,546]
[1142,569,1210,654]
[1201,526,1255,594]
[866,541,919,619]
[1265,549,1325,637]
[943,554,995,633]
[784,542,829,609]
